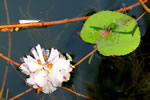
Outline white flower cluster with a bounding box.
[19,44,73,93]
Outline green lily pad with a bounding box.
[80,11,141,56]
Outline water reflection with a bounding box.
[87,47,150,100]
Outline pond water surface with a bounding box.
[0,0,148,100]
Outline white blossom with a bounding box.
[19,44,73,93]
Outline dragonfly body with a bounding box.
[100,30,110,37]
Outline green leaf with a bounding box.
[80,11,141,56]
[66,53,73,61]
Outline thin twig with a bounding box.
[0,53,20,66]
[0,0,149,32]
[0,16,90,32]
[4,0,11,59]
[116,0,148,12]
[74,47,97,67]
[61,86,93,100]
[9,88,33,100]
[0,0,11,98]
[136,11,147,21]
[6,88,9,100]
[138,0,150,13]
[0,66,8,97]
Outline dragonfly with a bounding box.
[90,22,118,38]
[99,22,117,37]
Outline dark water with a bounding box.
[0,0,149,100]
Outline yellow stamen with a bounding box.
[48,63,53,72]
[37,59,42,65]
[43,56,47,60]
[45,61,53,73]
[47,63,52,68]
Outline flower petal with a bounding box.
[30,48,39,60]
[47,48,59,63]
[27,62,43,72]
[52,58,72,71]
[19,64,31,75]
[42,81,57,93]
[26,70,47,88]
[42,49,50,59]
[48,73,62,87]
[36,44,45,64]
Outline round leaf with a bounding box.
[80,11,141,56]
